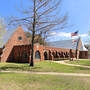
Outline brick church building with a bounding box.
[0,26,88,63]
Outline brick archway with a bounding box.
[44,51,48,60]
[35,50,41,60]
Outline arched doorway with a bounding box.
[52,51,56,59]
[56,51,59,58]
[44,51,48,60]
[35,51,41,60]
[61,51,64,58]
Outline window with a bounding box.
[18,36,22,40]
[23,52,28,59]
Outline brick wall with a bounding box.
[34,44,76,61]
[7,45,31,63]
[1,26,29,62]
[79,51,88,59]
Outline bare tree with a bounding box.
[8,0,68,66]
[0,18,7,47]
[25,32,46,45]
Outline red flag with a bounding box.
[72,40,77,44]
[71,31,78,37]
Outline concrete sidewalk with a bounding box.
[1,70,90,77]
[53,61,90,69]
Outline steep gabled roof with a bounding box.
[47,38,88,51]
[0,28,16,48]
[80,41,88,51]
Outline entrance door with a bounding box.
[44,52,48,60]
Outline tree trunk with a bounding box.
[30,0,36,67]
[30,30,35,66]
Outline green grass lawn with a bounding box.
[65,59,90,66]
[1,61,90,74]
[0,72,90,90]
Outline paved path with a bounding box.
[1,60,90,77]
[53,60,90,69]
[1,71,90,77]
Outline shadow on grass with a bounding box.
[1,61,90,73]
[0,65,41,71]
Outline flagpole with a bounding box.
[71,38,76,61]
[71,39,73,61]
[71,38,76,60]
[71,30,79,60]
[76,36,80,59]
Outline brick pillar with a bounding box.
[41,50,44,61]
[76,49,79,59]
